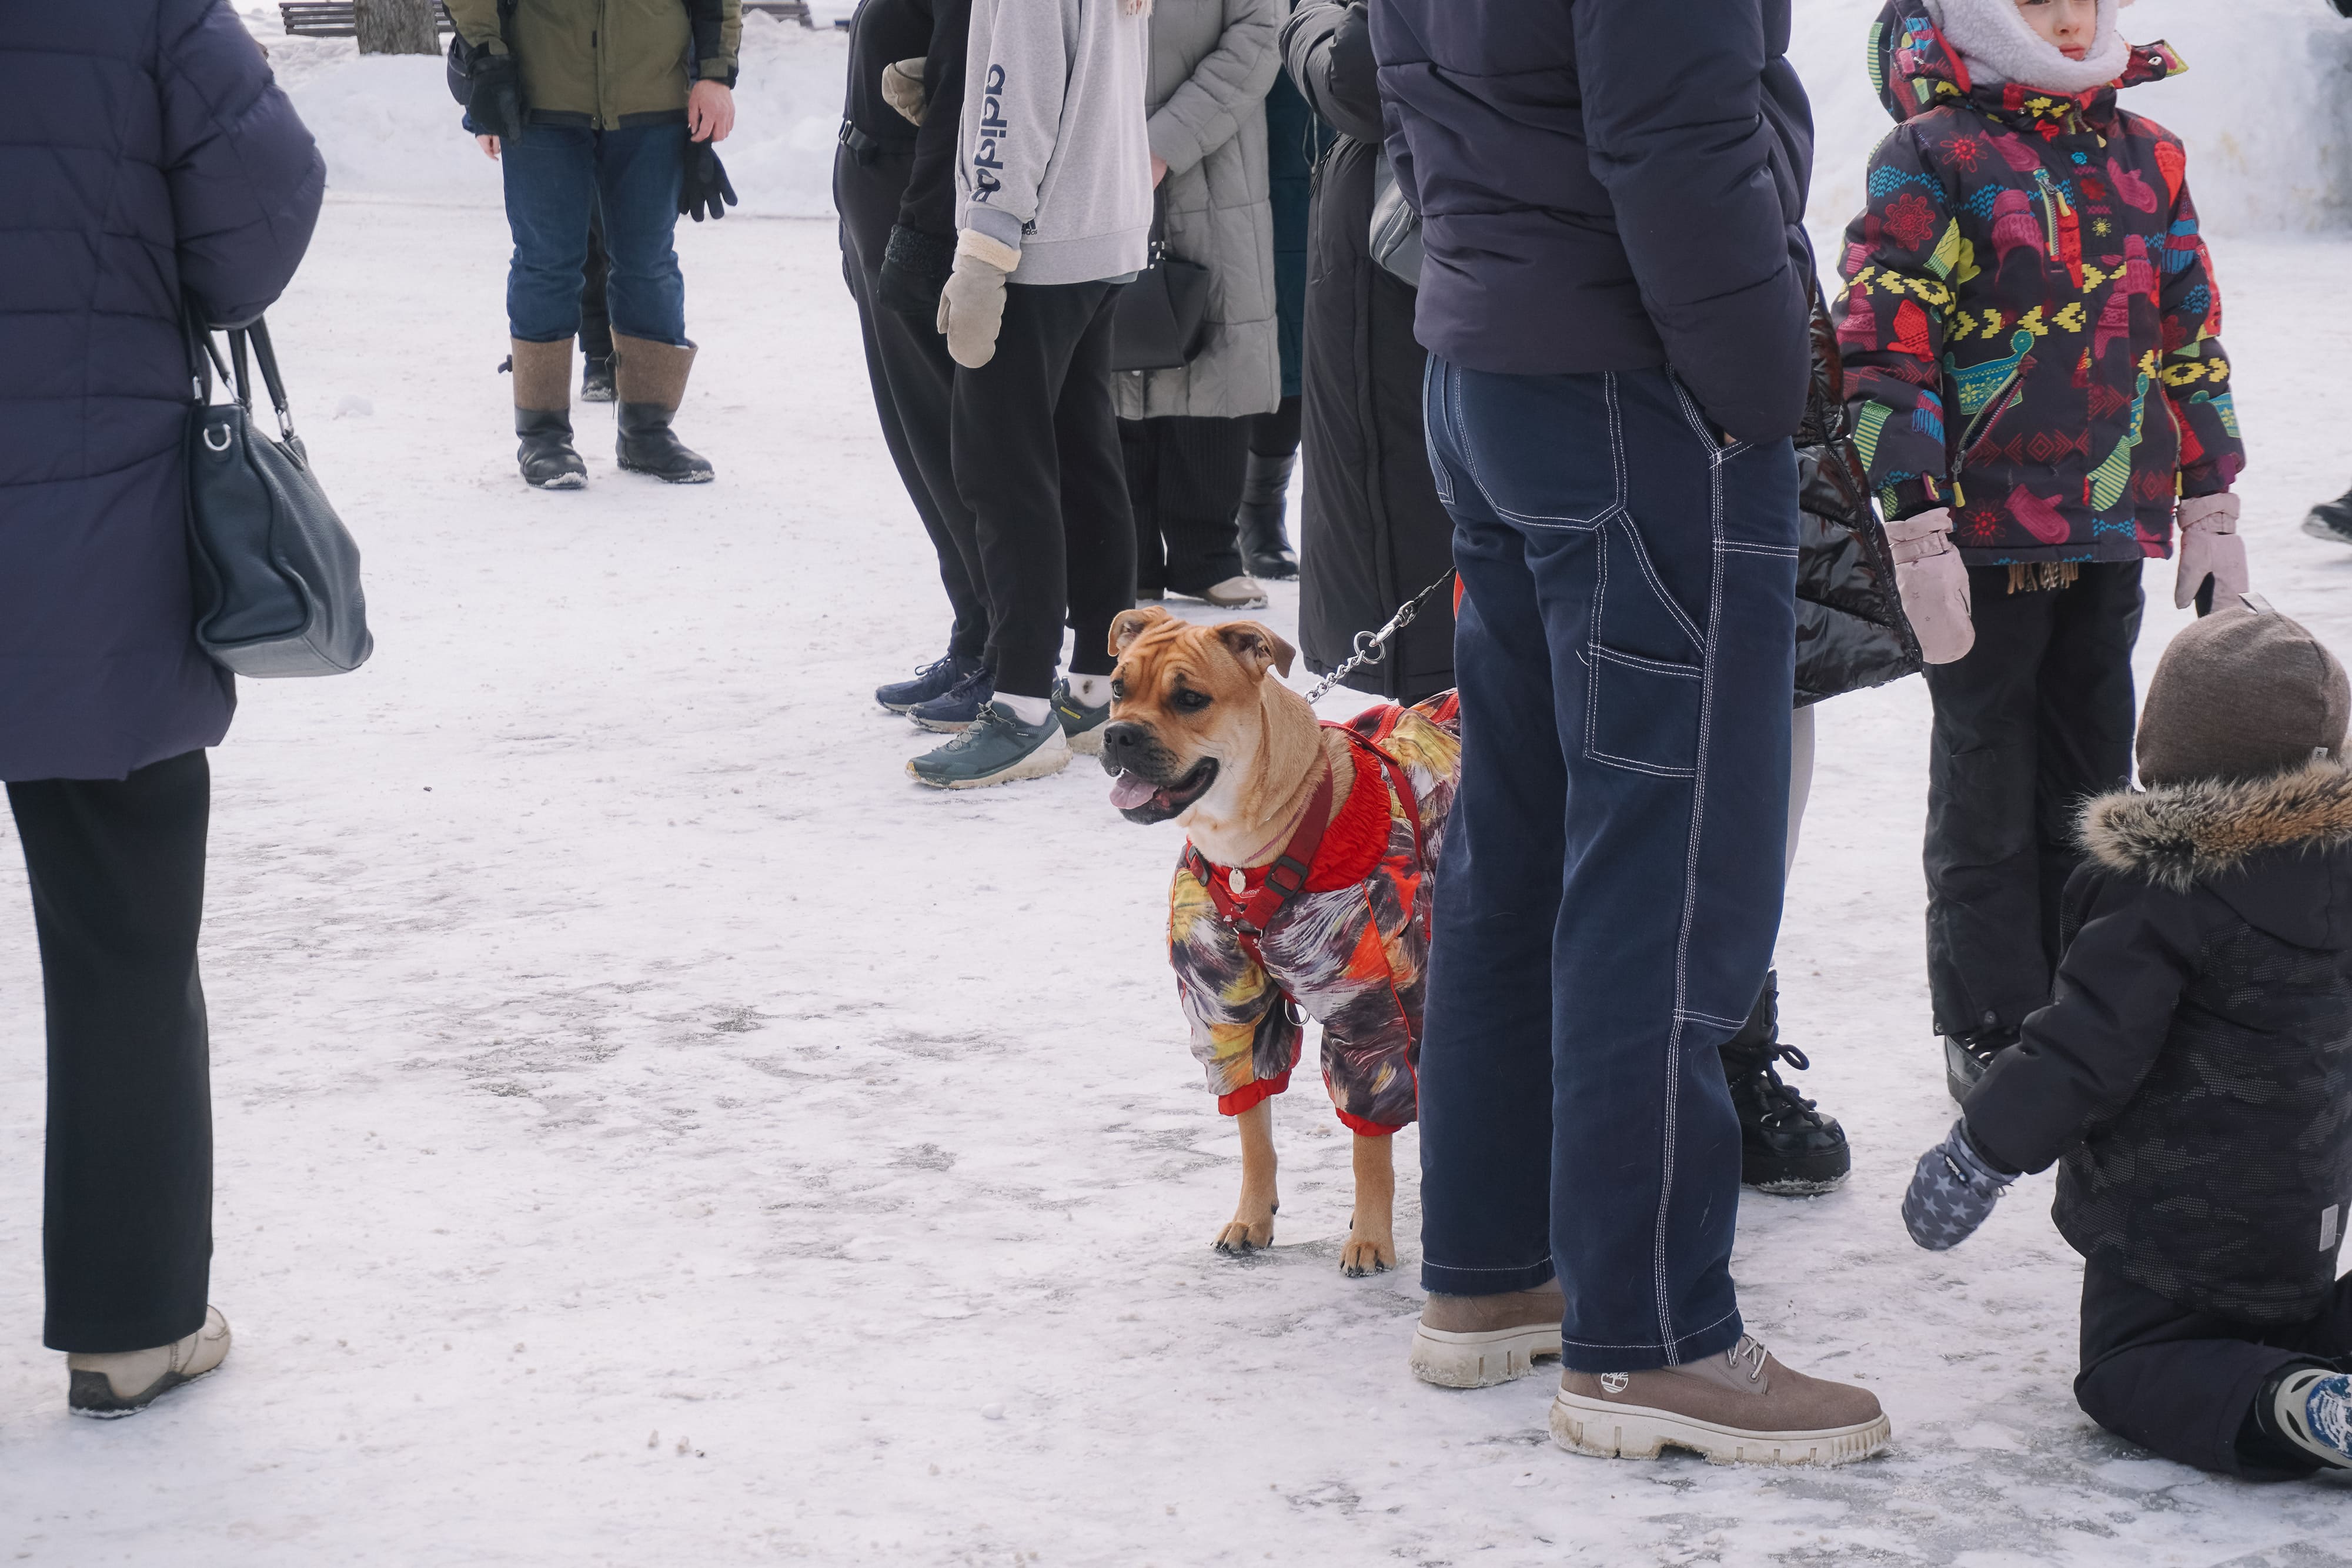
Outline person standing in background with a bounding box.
[450,0,741,487]
[1234,14,1317,583]
[1,0,323,1416]
[1119,0,1287,613]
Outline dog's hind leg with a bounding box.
[1213,1098,1279,1255]
[1341,1132,1397,1276]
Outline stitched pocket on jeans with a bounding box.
[1584,646,1703,778]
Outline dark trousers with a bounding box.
[1121,415,1248,596]
[1247,394,1303,460]
[1922,563,2143,1037]
[1416,362,1798,1372]
[579,203,613,362]
[2078,1257,2352,1478]
[835,146,989,663]
[8,750,212,1353]
[951,280,1136,698]
[501,122,687,346]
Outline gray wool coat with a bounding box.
[1116,0,1284,422]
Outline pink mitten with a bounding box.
[1884,509,1975,665]
[2174,493,2249,613]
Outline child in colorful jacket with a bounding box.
[1832,0,2250,1092]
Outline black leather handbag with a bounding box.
[183,311,375,677]
[1110,191,1214,373]
[1368,149,1424,289]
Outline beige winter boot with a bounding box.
[67,1305,232,1418]
[1409,1281,1565,1388]
[611,332,714,483]
[510,337,587,490]
[1551,1333,1889,1466]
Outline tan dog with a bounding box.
[1101,606,1401,1275]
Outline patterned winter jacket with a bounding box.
[1168,697,1459,1135]
[1966,763,2352,1325]
[1832,5,2243,565]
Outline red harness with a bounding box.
[1184,723,1427,963]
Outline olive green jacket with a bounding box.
[447,0,741,129]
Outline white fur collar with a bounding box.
[1927,0,2132,93]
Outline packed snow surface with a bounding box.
[6,2,2352,1563]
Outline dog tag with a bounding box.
[1229,868,1248,897]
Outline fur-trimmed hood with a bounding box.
[2082,761,2352,894]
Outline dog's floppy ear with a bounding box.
[1110,605,1174,656]
[1214,622,1295,680]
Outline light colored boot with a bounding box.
[1551,1333,1889,1466]
[1409,1282,1565,1388]
[67,1305,231,1418]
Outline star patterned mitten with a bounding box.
[1902,1119,2013,1251]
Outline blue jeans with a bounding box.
[1416,361,1799,1373]
[500,123,687,346]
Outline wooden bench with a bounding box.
[278,2,454,37]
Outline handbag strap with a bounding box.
[242,319,295,440]
[181,297,293,440]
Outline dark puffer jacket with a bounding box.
[0,0,323,782]
[1368,0,1815,443]
[1967,763,2352,1325]
[1833,4,2242,564]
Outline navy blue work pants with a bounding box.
[1416,362,1798,1373]
[501,123,687,347]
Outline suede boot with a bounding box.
[1719,971,1850,1194]
[1408,1280,1565,1388]
[1552,1335,1889,1466]
[508,337,587,490]
[612,332,714,483]
[1236,449,1298,579]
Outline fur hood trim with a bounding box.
[2081,761,2352,891]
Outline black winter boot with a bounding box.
[580,352,615,403]
[612,332,714,484]
[1719,972,1850,1195]
[2304,486,2352,547]
[509,337,586,490]
[1236,449,1299,580]
[1943,1026,2018,1105]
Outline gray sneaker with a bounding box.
[1051,678,1111,755]
[907,702,1071,790]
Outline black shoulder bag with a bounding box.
[1110,189,1214,373]
[183,309,375,677]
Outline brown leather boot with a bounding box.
[612,332,713,483]
[1551,1335,1889,1466]
[1408,1281,1564,1388]
[508,337,586,489]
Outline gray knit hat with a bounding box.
[2137,603,2351,785]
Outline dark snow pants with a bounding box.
[1121,415,1249,597]
[950,280,1136,700]
[835,143,990,664]
[8,750,212,1353]
[579,203,613,365]
[1922,563,2142,1038]
[1415,361,1797,1372]
[2077,1257,2351,1479]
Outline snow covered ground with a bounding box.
[7,6,2352,1566]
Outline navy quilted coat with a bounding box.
[0,1,323,781]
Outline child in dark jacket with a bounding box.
[1833,0,2251,1096]
[1903,603,2352,1477]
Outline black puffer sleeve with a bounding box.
[1282,1,1380,146]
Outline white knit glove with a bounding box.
[880,57,926,125]
[937,230,1019,369]
[1884,508,1976,665]
[2174,493,2249,613]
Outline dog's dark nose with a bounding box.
[1100,721,1150,767]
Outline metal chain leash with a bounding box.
[1301,568,1458,706]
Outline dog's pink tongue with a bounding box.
[1110,771,1161,810]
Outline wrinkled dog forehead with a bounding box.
[1115,624,1222,693]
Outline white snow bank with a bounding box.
[270,12,848,218]
[1793,0,2352,245]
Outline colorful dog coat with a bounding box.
[1168,696,1461,1134]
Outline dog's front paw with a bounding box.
[1340,1228,1396,1278]
[1214,1215,1274,1255]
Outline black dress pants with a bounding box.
[8,749,212,1353]
[1121,414,1250,597]
[835,144,990,663]
[2077,1257,2352,1478]
[950,279,1135,699]
[1921,562,2142,1037]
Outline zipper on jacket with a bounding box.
[595,0,609,129]
[2033,168,2064,255]
[1954,372,2026,483]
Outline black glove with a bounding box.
[681,142,738,222]
[876,224,955,316]
[465,48,526,143]
[1902,1119,2015,1251]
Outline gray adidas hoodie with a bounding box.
[957,0,1153,286]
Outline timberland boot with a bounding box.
[1719,971,1850,1194]
[1236,449,1298,580]
[1408,1280,1565,1388]
[1552,1335,1889,1466]
[612,332,714,483]
[509,337,587,490]
[67,1306,232,1418]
